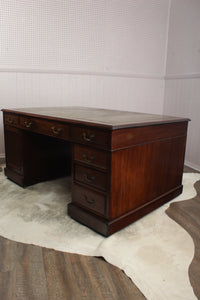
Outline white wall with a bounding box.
[0,0,169,75]
[164,0,200,170]
[0,0,170,156]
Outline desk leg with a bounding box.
[4,126,24,186]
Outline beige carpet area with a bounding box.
[0,170,200,300]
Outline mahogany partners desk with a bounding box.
[2,107,189,236]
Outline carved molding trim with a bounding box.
[0,68,164,80]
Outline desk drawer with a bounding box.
[74,165,107,191]
[70,126,109,148]
[73,145,108,170]
[72,184,106,216]
[4,113,19,126]
[19,116,69,139]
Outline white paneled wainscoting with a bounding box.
[164,0,200,171]
[164,75,200,171]
[0,71,165,155]
[0,0,169,156]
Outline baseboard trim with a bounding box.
[0,155,5,164]
[185,161,200,172]
[0,67,164,80]
[165,73,200,80]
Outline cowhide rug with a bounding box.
[0,169,199,300]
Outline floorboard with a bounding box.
[0,163,199,299]
[0,236,146,300]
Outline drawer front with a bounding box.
[70,126,109,148]
[72,184,106,216]
[73,145,108,169]
[19,116,69,139]
[4,113,19,126]
[74,165,107,191]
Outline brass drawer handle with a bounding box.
[82,154,95,163]
[83,195,95,204]
[8,117,14,124]
[51,126,62,134]
[82,132,95,142]
[83,173,95,183]
[24,121,32,128]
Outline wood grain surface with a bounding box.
[0,236,146,300]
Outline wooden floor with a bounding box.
[0,165,199,299]
[0,236,145,300]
